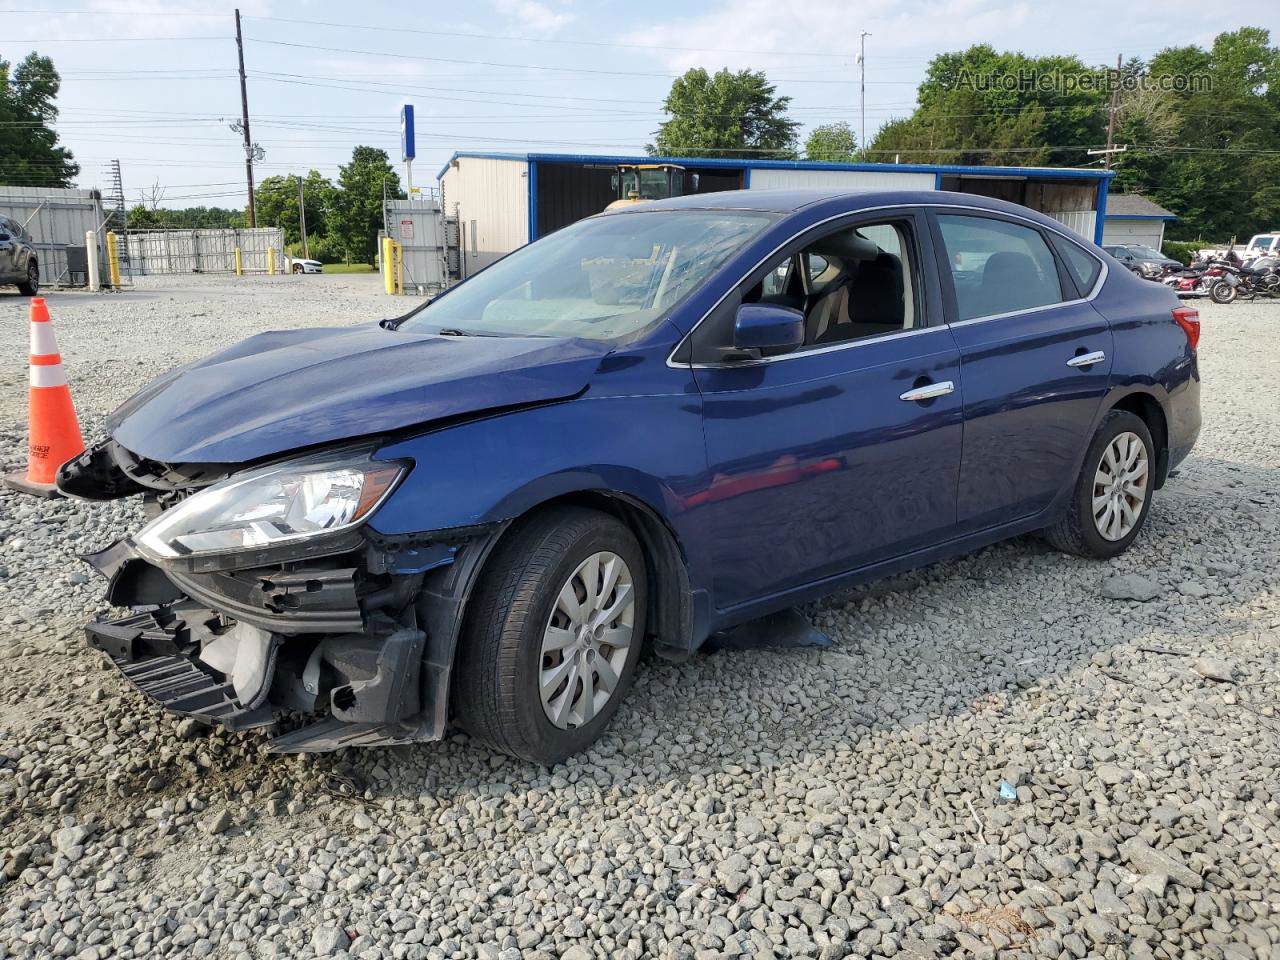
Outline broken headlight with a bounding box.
[134,449,406,561]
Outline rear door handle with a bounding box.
[1066,350,1106,368]
[899,380,955,402]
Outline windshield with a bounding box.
[398,210,772,340]
[1128,245,1164,259]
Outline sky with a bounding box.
[2,0,1276,209]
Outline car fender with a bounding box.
[369,389,711,586]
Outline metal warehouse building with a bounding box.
[1101,193,1177,250]
[438,152,1115,273]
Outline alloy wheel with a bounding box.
[539,550,635,729]
[27,263,38,294]
[1092,431,1148,541]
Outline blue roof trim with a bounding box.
[437,149,1116,183]
[1094,176,1109,245]
[1103,213,1177,221]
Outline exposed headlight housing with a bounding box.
[134,448,406,563]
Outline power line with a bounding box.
[244,38,910,85]
[240,13,853,59]
[1,35,228,42]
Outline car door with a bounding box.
[686,209,964,611]
[0,219,18,282]
[929,209,1114,535]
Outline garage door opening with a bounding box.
[939,174,1098,241]
[534,161,744,238]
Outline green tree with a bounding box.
[867,45,1106,166]
[1113,28,1280,241]
[0,52,78,187]
[127,204,246,230]
[331,146,400,263]
[254,170,336,245]
[648,68,798,159]
[804,122,858,162]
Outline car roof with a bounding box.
[600,188,1080,227]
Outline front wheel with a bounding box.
[1044,410,1155,559]
[454,507,647,765]
[292,263,303,274]
[1209,280,1236,304]
[17,261,38,296]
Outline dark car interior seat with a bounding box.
[806,230,907,344]
[971,251,1057,318]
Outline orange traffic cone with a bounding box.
[3,297,85,498]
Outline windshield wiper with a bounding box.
[436,328,473,337]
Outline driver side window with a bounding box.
[743,219,920,349]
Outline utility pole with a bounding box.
[297,175,308,259]
[1104,53,1121,170]
[859,32,870,157]
[235,8,256,226]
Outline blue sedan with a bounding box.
[61,189,1201,763]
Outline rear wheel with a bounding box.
[1044,410,1154,559]
[1209,280,1236,304]
[17,261,38,296]
[454,507,646,765]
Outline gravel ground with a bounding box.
[1,275,1278,960]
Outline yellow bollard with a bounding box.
[394,241,404,295]
[382,236,395,295]
[234,247,242,276]
[267,247,276,275]
[105,232,122,288]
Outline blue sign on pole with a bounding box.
[400,104,415,161]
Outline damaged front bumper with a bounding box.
[82,531,497,753]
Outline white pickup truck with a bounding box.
[1244,233,1280,261]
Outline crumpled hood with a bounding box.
[107,324,609,463]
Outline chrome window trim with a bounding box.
[686,324,946,370]
[667,201,1109,370]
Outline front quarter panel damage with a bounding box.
[80,498,507,752]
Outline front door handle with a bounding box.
[1067,350,1106,368]
[899,380,955,402]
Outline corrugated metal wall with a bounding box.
[124,227,284,274]
[0,185,106,285]
[748,168,936,191]
[386,196,448,295]
[1049,210,1097,241]
[440,157,529,273]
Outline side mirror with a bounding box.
[732,303,804,357]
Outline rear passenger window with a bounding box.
[1052,237,1103,294]
[936,215,1063,321]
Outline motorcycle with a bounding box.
[1209,256,1280,304]
[1162,259,1224,299]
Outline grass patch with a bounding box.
[320,263,376,274]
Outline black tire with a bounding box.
[292,263,303,274]
[453,506,647,765]
[1044,410,1155,559]
[1209,280,1236,304]
[16,261,38,296]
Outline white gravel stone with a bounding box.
[1099,572,1163,601]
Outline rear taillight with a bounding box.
[1173,306,1200,351]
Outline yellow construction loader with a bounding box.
[606,163,698,210]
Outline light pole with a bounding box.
[297,175,308,260]
[859,31,871,158]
